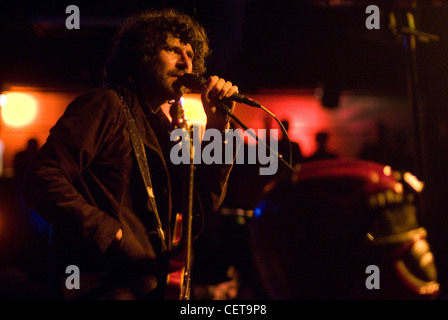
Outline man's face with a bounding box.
[143,34,194,103]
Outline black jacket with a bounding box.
[23,87,233,299]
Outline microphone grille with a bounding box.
[179,73,205,91]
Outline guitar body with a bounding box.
[165,263,186,300]
[165,213,188,300]
[164,100,195,300]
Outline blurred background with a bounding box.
[1,0,448,299]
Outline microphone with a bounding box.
[178,73,262,108]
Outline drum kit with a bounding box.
[250,158,439,299]
[247,1,442,299]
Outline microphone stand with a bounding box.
[168,99,194,300]
[389,1,439,224]
[166,97,295,300]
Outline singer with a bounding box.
[22,8,238,300]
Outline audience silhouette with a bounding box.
[305,131,338,162]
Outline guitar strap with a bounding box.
[118,94,168,253]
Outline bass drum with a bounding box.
[250,158,439,299]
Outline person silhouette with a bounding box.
[13,138,39,183]
[359,120,391,165]
[13,138,48,235]
[278,120,304,167]
[359,120,416,172]
[305,131,338,162]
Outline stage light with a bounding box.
[181,94,207,137]
[0,92,39,128]
[0,94,6,107]
[404,172,424,192]
[383,165,392,176]
[182,94,207,126]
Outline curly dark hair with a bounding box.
[103,8,210,87]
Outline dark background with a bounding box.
[2,0,448,299]
[0,0,413,92]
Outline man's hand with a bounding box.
[201,76,238,132]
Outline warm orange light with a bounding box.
[383,165,392,176]
[0,94,6,107]
[404,172,424,192]
[182,94,207,126]
[394,182,404,194]
[1,92,39,128]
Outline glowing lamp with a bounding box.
[0,92,38,128]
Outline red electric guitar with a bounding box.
[165,99,195,300]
